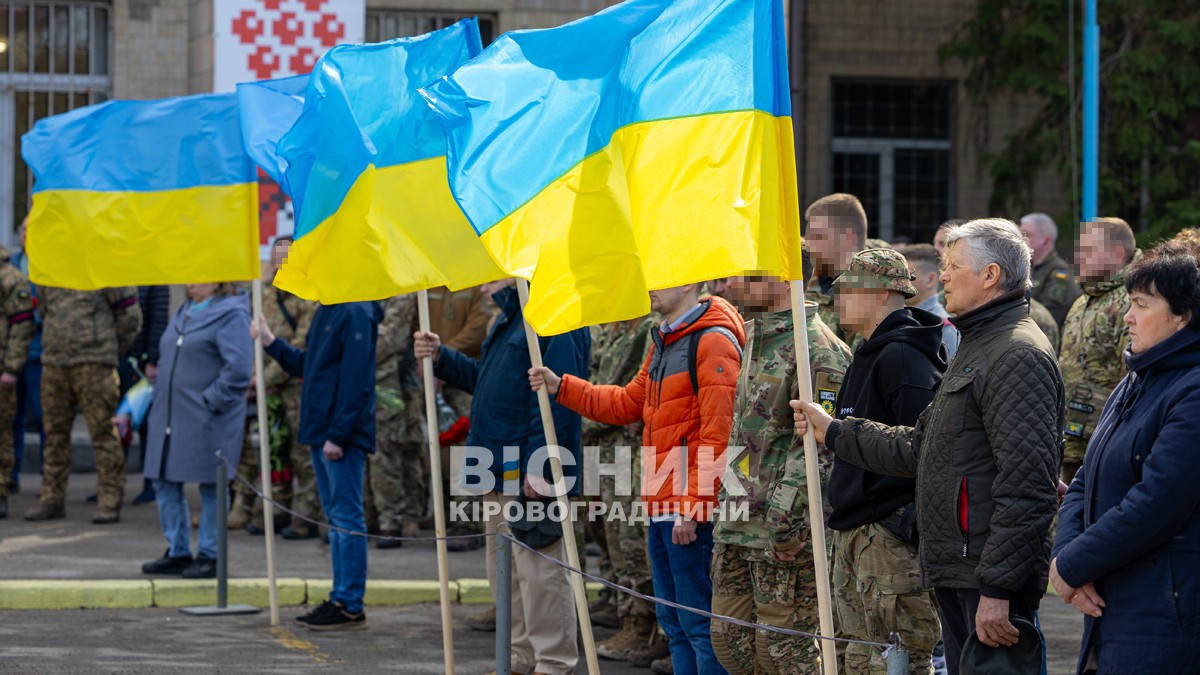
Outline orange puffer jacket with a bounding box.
[555,297,744,521]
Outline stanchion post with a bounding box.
[217,460,228,609]
[496,533,513,675]
[886,648,910,675]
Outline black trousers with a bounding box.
[934,586,1041,675]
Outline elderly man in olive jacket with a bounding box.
[794,218,1066,675]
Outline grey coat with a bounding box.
[143,292,253,484]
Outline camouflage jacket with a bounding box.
[805,278,847,344]
[0,248,35,375]
[581,316,654,447]
[1029,298,1061,353]
[1031,250,1082,326]
[39,286,141,368]
[714,303,851,553]
[1059,257,1137,442]
[376,294,420,410]
[262,288,316,391]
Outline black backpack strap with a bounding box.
[276,289,298,333]
[688,326,742,396]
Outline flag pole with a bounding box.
[251,279,281,626]
[515,279,600,675]
[418,289,456,674]
[789,280,837,675]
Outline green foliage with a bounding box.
[941,0,1200,244]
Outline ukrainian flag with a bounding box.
[271,19,505,303]
[22,94,259,289]
[422,0,802,335]
[237,74,308,188]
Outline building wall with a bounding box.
[111,0,189,100]
[363,0,619,32]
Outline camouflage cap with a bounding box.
[834,248,917,298]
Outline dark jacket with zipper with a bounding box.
[827,306,947,533]
[1053,327,1200,675]
[826,290,1065,597]
[265,301,382,453]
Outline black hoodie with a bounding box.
[826,306,947,531]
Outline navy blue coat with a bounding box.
[265,301,382,453]
[1054,327,1200,675]
[434,286,590,494]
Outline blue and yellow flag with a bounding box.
[22,94,259,289]
[272,19,505,303]
[237,74,308,188]
[422,0,802,335]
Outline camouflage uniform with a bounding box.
[805,279,848,346]
[1029,298,1061,353]
[235,288,318,531]
[0,247,35,497]
[36,287,141,513]
[1030,249,1082,327]
[367,294,428,535]
[585,317,656,620]
[1058,256,1137,483]
[711,302,851,675]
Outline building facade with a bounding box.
[0,0,1067,248]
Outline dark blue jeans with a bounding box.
[311,445,367,613]
[13,359,44,484]
[647,519,726,675]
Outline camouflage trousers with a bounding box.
[40,364,123,510]
[594,441,654,619]
[0,386,17,496]
[831,522,940,675]
[710,542,822,675]
[1062,437,1087,484]
[365,388,429,533]
[235,387,321,528]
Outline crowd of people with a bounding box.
[4,195,1200,675]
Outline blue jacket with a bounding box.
[1054,326,1200,675]
[266,301,382,453]
[434,286,590,494]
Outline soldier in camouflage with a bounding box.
[710,274,852,675]
[367,293,429,547]
[0,245,36,519]
[1029,297,1061,352]
[828,249,945,675]
[26,286,141,523]
[1059,218,1139,483]
[584,315,658,661]
[1020,213,1082,327]
[803,194,869,344]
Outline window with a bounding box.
[0,1,112,244]
[366,9,497,46]
[831,80,953,244]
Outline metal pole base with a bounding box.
[180,605,262,616]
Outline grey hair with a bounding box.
[1020,212,1059,241]
[945,218,1033,293]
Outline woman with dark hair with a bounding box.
[140,283,253,579]
[1051,244,1200,674]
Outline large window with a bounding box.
[831,80,953,244]
[366,9,497,45]
[0,1,112,244]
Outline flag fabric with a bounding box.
[421,0,802,335]
[272,19,505,303]
[236,74,309,188]
[22,93,260,289]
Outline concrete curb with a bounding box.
[0,579,601,610]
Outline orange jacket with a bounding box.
[555,297,744,521]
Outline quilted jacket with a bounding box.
[826,290,1065,596]
[555,296,745,521]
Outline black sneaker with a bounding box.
[181,556,217,579]
[0,495,8,519]
[305,601,367,631]
[296,599,336,624]
[142,550,194,575]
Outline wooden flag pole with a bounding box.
[789,281,838,675]
[251,279,281,626]
[418,289,456,674]
[515,280,601,675]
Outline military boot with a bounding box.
[596,615,655,661]
[465,605,496,632]
[227,492,252,530]
[626,631,670,668]
[25,502,66,521]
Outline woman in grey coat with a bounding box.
[140,284,252,579]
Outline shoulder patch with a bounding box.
[1053,271,1069,280]
[17,290,30,300]
[818,389,837,415]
